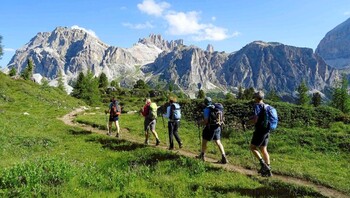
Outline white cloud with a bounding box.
[344,11,350,16]
[165,11,204,35]
[211,16,216,21]
[122,21,154,29]
[137,0,170,17]
[71,25,98,38]
[4,48,15,52]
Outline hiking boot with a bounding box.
[107,132,112,136]
[218,155,228,164]
[156,139,160,146]
[259,163,272,177]
[144,139,149,145]
[116,133,119,138]
[261,169,272,177]
[195,153,205,161]
[168,147,174,150]
[179,143,183,148]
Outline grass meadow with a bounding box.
[0,72,348,197]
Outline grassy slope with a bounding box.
[0,73,334,197]
[77,104,350,195]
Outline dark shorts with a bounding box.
[251,128,270,147]
[202,125,221,141]
[144,119,156,131]
[109,116,119,122]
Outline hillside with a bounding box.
[1,73,349,197]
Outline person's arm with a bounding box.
[203,108,210,125]
[247,104,259,125]
[163,106,170,118]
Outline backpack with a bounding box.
[148,102,158,120]
[110,101,121,117]
[208,103,224,126]
[170,103,181,120]
[259,104,278,130]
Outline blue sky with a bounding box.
[1,0,350,68]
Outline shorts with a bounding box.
[202,125,221,141]
[109,116,119,122]
[251,128,270,147]
[144,119,156,131]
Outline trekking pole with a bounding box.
[162,115,167,147]
[241,119,258,170]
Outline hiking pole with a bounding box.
[162,115,167,147]
[241,119,259,170]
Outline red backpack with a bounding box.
[110,101,121,117]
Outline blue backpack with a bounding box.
[171,103,181,120]
[260,104,278,130]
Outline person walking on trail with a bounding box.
[141,98,160,146]
[105,97,121,138]
[247,91,272,177]
[196,97,228,164]
[163,97,183,150]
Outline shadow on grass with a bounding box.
[87,137,147,152]
[191,180,326,198]
[132,152,181,167]
[68,129,92,135]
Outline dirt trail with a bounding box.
[59,107,349,198]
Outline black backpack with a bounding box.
[208,103,224,126]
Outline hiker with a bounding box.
[105,97,121,137]
[163,97,183,150]
[247,91,272,177]
[141,98,160,146]
[196,97,228,164]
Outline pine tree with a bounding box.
[297,81,310,106]
[237,86,243,100]
[134,79,148,89]
[9,67,16,77]
[71,72,85,98]
[21,59,34,80]
[243,87,255,100]
[197,89,205,99]
[57,70,65,92]
[266,88,280,102]
[98,72,108,89]
[311,92,322,107]
[331,75,350,113]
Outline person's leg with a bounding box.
[150,120,160,145]
[260,146,270,165]
[250,144,263,159]
[108,121,113,135]
[172,121,182,147]
[168,122,174,149]
[215,140,226,156]
[144,119,150,144]
[115,120,120,137]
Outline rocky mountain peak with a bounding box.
[138,34,183,51]
[316,17,350,69]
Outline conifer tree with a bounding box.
[57,70,65,92]
[237,86,243,100]
[243,87,255,100]
[98,72,108,89]
[266,88,280,102]
[21,59,34,80]
[197,89,205,99]
[311,92,322,107]
[9,67,16,76]
[331,74,350,113]
[297,81,309,106]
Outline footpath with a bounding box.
[59,107,349,198]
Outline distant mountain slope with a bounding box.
[6,26,341,98]
[143,41,338,97]
[316,17,350,69]
[222,41,338,94]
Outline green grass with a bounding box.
[76,106,350,195]
[0,73,342,197]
